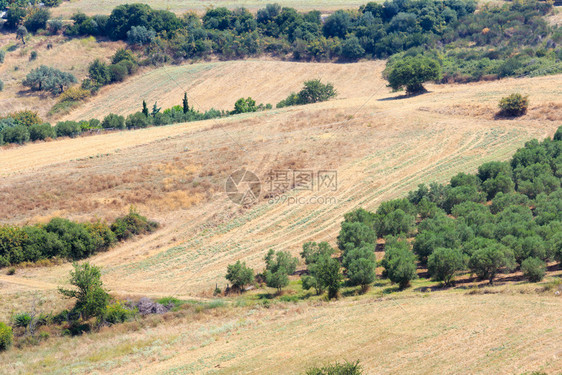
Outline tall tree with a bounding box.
[182,92,189,113]
[142,100,149,117]
[58,263,109,321]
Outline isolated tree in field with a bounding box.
[182,92,189,113]
[58,263,109,321]
[427,247,465,286]
[387,56,441,95]
[16,25,28,44]
[225,260,254,290]
[498,93,528,117]
[468,244,515,284]
[298,79,337,104]
[23,66,77,95]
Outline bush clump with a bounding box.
[305,360,363,375]
[520,257,546,282]
[498,93,529,117]
[0,322,13,351]
[104,301,137,324]
[111,207,159,241]
[102,113,126,129]
[29,123,56,141]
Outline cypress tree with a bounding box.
[151,101,161,117]
[182,92,189,114]
[142,100,149,117]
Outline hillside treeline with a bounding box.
[4,1,562,82]
[0,208,158,267]
[339,126,562,286]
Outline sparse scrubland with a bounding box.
[1,0,562,374]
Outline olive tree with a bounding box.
[387,56,441,95]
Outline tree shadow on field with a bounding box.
[382,286,402,294]
[378,90,430,101]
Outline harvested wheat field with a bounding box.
[64,59,388,120]
[1,61,562,374]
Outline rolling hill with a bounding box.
[1,59,561,374]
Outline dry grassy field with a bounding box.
[51,0,370,17]
[63,59,387,120]
[0,34,124,118]
[1,59,562,374]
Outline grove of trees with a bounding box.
[0,208,158,267]
[225,126,562,299]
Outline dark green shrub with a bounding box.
[45,218,95,260]
[305,360,363,375]
[25,8,51,32]
[126,112,152,129]
[520,257,546,282]
[1,125,29,144]
[111,207,158,240]
[88,59,111,85]
[102,113,125,129]
[498,93,529,117]
[13,312,32,330]
[21,226,65,261]
[29,50,38,61]
[85,220,117,251]
[0,322,13,351]
[29,123,56,141]
[55,121,81,138]
[109,61,128,82]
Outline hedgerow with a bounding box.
[0,209,158,267]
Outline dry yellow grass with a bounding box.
[1,60,562,374]
[51,0,370,17]
[64,59,387,120]
[0,290,560,374]
[0,34,124,118]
